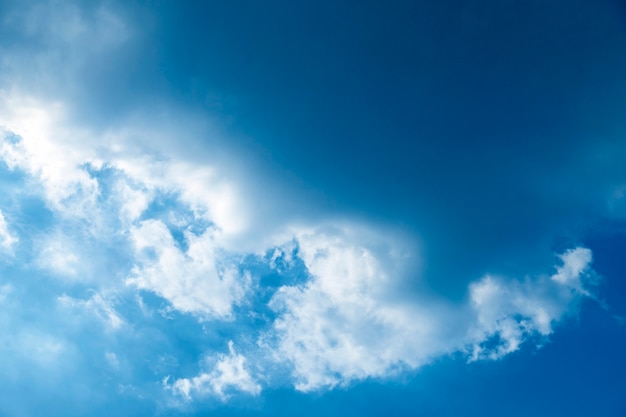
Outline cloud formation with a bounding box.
[0,91,601,401]
[267,231,595,391]
[128,219,250,320]
[467,247,593,360]
[0,2,620,414]
[168,341,261,401]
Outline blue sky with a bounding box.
[0,0,625,415]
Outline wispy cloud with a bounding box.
[0,210,18,254]
[58,292,125,330]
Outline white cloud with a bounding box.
[114,179,151,223]
[0,91,603,399]
[0,210,18,253]
[0,91,257,316]
[551,247,593,291]
[0,96,260,331]
[466,247,593,361]
[267,228,453,391]
[168,341,261,401]
[0,0,617,409]
[127,219,251,320]
[36,234,82,279]
[267,228,595,391]
[0,99,101,220]
[58,292,125,330]
[111,156,249,238]
[0,93,250,240]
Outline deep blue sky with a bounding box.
[128,0,626,291]
[0,0,625,416]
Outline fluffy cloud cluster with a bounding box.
[0,8,605,399]
[127,219,250,320]
[467,247,592,360]
[0,2,620,416]
[0,101,599,399]
[268,234,594,391]
[0,95,252,314]
[167,341,261,400]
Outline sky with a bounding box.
[0,0,625,415]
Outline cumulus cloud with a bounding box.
[0,92,604,402]
[265,227,447,391]
[0,100,101,219]
[0,1,620,414]
[127,219,251,320]
[467,247,592,360]
[0,90,254,296]
[0,93,251,239]
[267,229,595,391]
[167,341,261,401]
[0,103,603,397]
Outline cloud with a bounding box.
[0,99,103,220]
[58,292,125,330]
[264,227,441,390]
[0,210,18,253]
[36,233,82,278]
[551,247,594,292]
[127,219,251,320]
[0,84,606,405]
[0,101,603,398]
[0,1,621,414]
[467,247,593,360]
[266,229,595,391]
[167,341,261,401]
[0,95,261,359]
[0,92,253,239]
[110,156,249,239]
